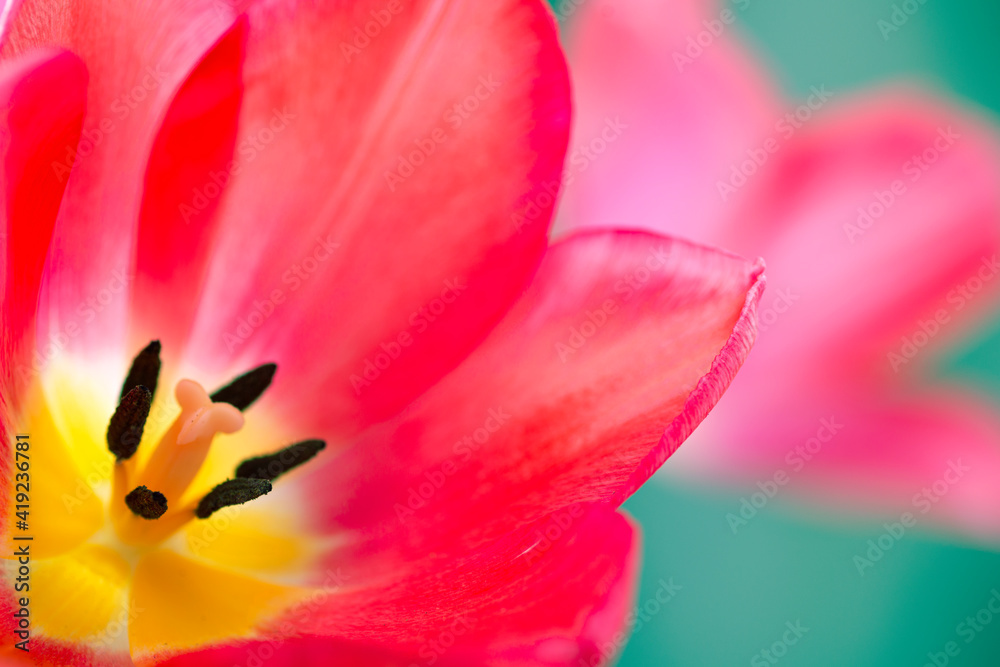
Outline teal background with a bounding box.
[551,0,1000,665]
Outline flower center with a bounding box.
[104,341,325,548]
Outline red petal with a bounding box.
[302,231,762,561]
[157,505,639,667]
[129,21,247,354]
[1,0,242,359]
[0,50,103,667]
[153,638,426,667]
[0,51,86,582]
[0,49,85,398]
[177,0,571,435]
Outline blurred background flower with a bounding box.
[550,0,1000,664]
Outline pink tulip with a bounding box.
[0,0,763,664]
[561,0,1000,542]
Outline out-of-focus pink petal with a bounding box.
[301,231,762,563]
[672,92,1000,528]
[679,386,1000,545]
[555,0,780,239]
[1,0,241,360]
[0,49,85,398]
[180,0,571,436]
[715,91,1000,391]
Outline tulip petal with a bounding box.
[559,0,1000,543]
[677,386,1000,545]
[129,21,247,354]
[140,231,753,664]
[178,0,571,436]
[154,505,639,667]
[0,48,85,403]
[665,91,1000,536]
[1,0,243,361]
[0,61,89,640]
[303,230,762,561]
[555,0,781,239]
[558,1,1000,400]
[714,91,1000,391]
[154,638,434,667]
[2,2,248,503]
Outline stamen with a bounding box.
[125,485,168,519]
[196,478,272,519]
[107,385,152,461]
[210,363,277,411]
[121,340,161,400]
[235,439,326,481]
[136,379,244,504]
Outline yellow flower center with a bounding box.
[4,342,326,661]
